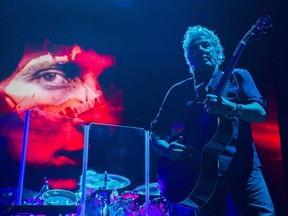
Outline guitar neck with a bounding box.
[214,40,246,96]
[213,15,272,97]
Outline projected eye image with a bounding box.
[0,41,124,190]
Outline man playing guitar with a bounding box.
[150,24,275,215]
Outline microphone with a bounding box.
[44,177,49,191]
[104,171,108,189]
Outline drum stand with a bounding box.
[97,189,108,216]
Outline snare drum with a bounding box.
[42,189,79,205]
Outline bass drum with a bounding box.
[42,189,79,205]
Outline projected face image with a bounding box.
[4,54,97,113]
[0,43,123,190]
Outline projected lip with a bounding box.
[53,149,83,166]
[52,156,80,166]
[48,178,79,190]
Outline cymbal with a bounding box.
[0,188,39,204]
[134,182,161,196]
[85,173,130,190]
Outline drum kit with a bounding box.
[0,174,169,216]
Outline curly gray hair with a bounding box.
[182,25,225,74]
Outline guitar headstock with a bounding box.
[242,15,273,44]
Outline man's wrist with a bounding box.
[235,103,244,117]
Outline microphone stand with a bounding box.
[30,177,49,205]
[98,171,108,216]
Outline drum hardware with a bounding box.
[110,189,119,205]
[72,171,134,216]
[85,188,108,216]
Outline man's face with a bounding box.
[188,36,218,72]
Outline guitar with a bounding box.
[37,96,105,120]
[157,15,272,208]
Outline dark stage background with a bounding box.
[0,0,287,215]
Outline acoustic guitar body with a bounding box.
[157,103,233,207]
